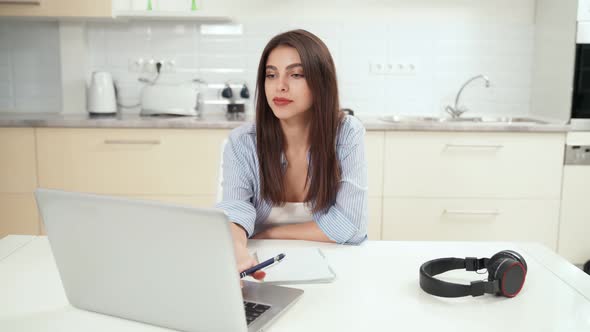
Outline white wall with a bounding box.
[2,0,542,117]
[85,0,537,117]
[0,21,62,113]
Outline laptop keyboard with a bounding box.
[243,301,271,326]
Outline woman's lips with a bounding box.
[273,97,293,106]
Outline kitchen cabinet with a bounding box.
[36,128,229,198]
[382,198,560,249]
[365,131,384,239]
[1,126,570,248]
[0,0,111,18]
[557,132,590,265]
[579,0,590,21]
[111,0,231,21]
[384,132,564,199]
[381,131,566,247]
[0,128,39,238]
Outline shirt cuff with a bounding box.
[313,207,359,244]
[215,200,256,238]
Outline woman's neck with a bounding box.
[280,113,311,152]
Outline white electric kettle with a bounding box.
[87,71,117,114]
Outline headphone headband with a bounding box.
[419,257,499,297]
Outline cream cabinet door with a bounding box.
[0,128,39,237]
[558,167,590,264]
[36,128,230,196]
[365,131,384,240]
[367,197,382,240]
[0,194,40,238]
[0,0,111,17]
[0,128,37,193]
[382,197,560,249]
[384,132,565,199]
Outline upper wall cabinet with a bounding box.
[111,0,231,21]
[0,0,111,18]
[580,0,590,21]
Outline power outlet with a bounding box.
[370,62,417,76]
[128,58,146,72]
[129,58,176,73]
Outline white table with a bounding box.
[1,235,590,331]
[0,234,35,261]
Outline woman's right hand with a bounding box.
[230,222,265,287]
[236,247,266,280]
[234,244,266,283]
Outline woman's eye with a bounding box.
[265,73,275,78]
[292,73,304,78]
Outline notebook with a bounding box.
[253,247,336,285]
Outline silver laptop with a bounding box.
[35,188,303,332]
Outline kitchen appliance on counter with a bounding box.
[87,71,117,115]
[221,81,250,121]
[140,82,201,117]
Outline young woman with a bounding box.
[217,29,368,279]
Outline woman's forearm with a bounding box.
[254,221,336,243]
[230,222,249,249]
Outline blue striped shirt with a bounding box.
[216,115,368,245]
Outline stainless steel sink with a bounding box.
[379,115,548,124]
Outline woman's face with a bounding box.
[264,45,313,121]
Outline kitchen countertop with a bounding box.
[0,112,571,132]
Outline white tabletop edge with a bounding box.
[0,235,37,262]
[516,242,590,302]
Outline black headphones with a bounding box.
[419,250,527,298]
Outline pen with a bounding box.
[239,253,286,279]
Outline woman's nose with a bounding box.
[277,77,288,92]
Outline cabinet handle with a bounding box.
[442,209,500,216]
[103,139,161,145]
[444,144,503,150]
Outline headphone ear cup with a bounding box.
[500,250,527,272]
[487,252,527,298]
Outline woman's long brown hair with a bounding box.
[255,29,343,214]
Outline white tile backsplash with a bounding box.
[82,17,537,117]
[1,0,537,116]
[0,21,61,113]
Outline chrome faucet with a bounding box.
[445,74,490,118]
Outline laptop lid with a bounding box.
[35,188,248,332]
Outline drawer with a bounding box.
[383,132,565,198]
[36,128,230,195]
[0,193,40,237]
[0,128,37,193]
[382,197,559,249]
